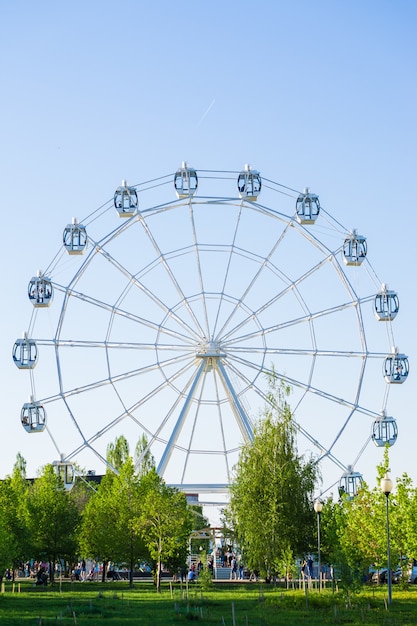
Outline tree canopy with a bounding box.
[27,464,79,583]
[228,374,319,578]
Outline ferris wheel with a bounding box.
[14,164,408,496]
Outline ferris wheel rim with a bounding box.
[17,167,403,493]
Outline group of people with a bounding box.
[217,549,243,579]
[301,555,314,579]
[182,550,246,582]
[186,555,215,582]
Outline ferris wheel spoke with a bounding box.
[214,222,294,340]
[218,253,332,342]
[53,284,196,344]
[69,362,193,454]
[39,352,192,405]
[225,359,362,475]
[95,243,204,342]
[222,296,375,348]
[351,434,373,467]
[124,357,199,420]
[88,197,188,251]
[66,440,119,470]
[311,446,348,472]
[228,345,386,359]
[219,233,373,346]
[324,409,359,459]
[53,339,196,352]
[211,205,245,338]
[293,421,348,472]
[226,353,378,418]
[135,361,207,473]
[189,204,211,338]
[224,359,344,467]
[61,395,90,442]
[103,357,202,453]
[44,424,66,458]
[137,213,207,338]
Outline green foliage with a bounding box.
[276,546,297,583]
[79,445,192,592]
[27,464,80,582]
[228,373,319,577]
[0,454,32,573]
[318,447,417,589]
[78,458,148,585]
[106,434,130,471]
[138,469,193,592]
[78,471,119,580]
[134,433,156,476]
[115,457,149,586]
[197,552,213,592]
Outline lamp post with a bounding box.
[314,499,323,590]
[381,472,393,605]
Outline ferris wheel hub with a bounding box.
[196,340,226,359]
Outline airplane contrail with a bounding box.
[198,99,216,126]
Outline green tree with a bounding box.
[107,435,130,471]
[27,464,79,584]
[337,484,387,587]
[189,504,211,555]
[0,454,32,577]
[319,496,349,584]
[78,471,121,582]
[228,374,318,579]
[138,469,193,592]
[134,433,156,476]
[79,456,149,586]
[0,506,15,579]
[387,469,417,576]
[321,450,406,587]
[113,457,149,587]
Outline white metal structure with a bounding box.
[17,166,405,494]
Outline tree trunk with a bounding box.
[156,556,161,593]
[102,560,108,583]
[49,560,54,585]
[129,554,134,588]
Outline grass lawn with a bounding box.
[0,579,416,625]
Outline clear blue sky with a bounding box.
[1,1,415,501]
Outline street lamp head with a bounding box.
[381,472,393,496]
[314,499,323,514]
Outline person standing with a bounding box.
[307,555,314,578]
[230,556,237,580]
